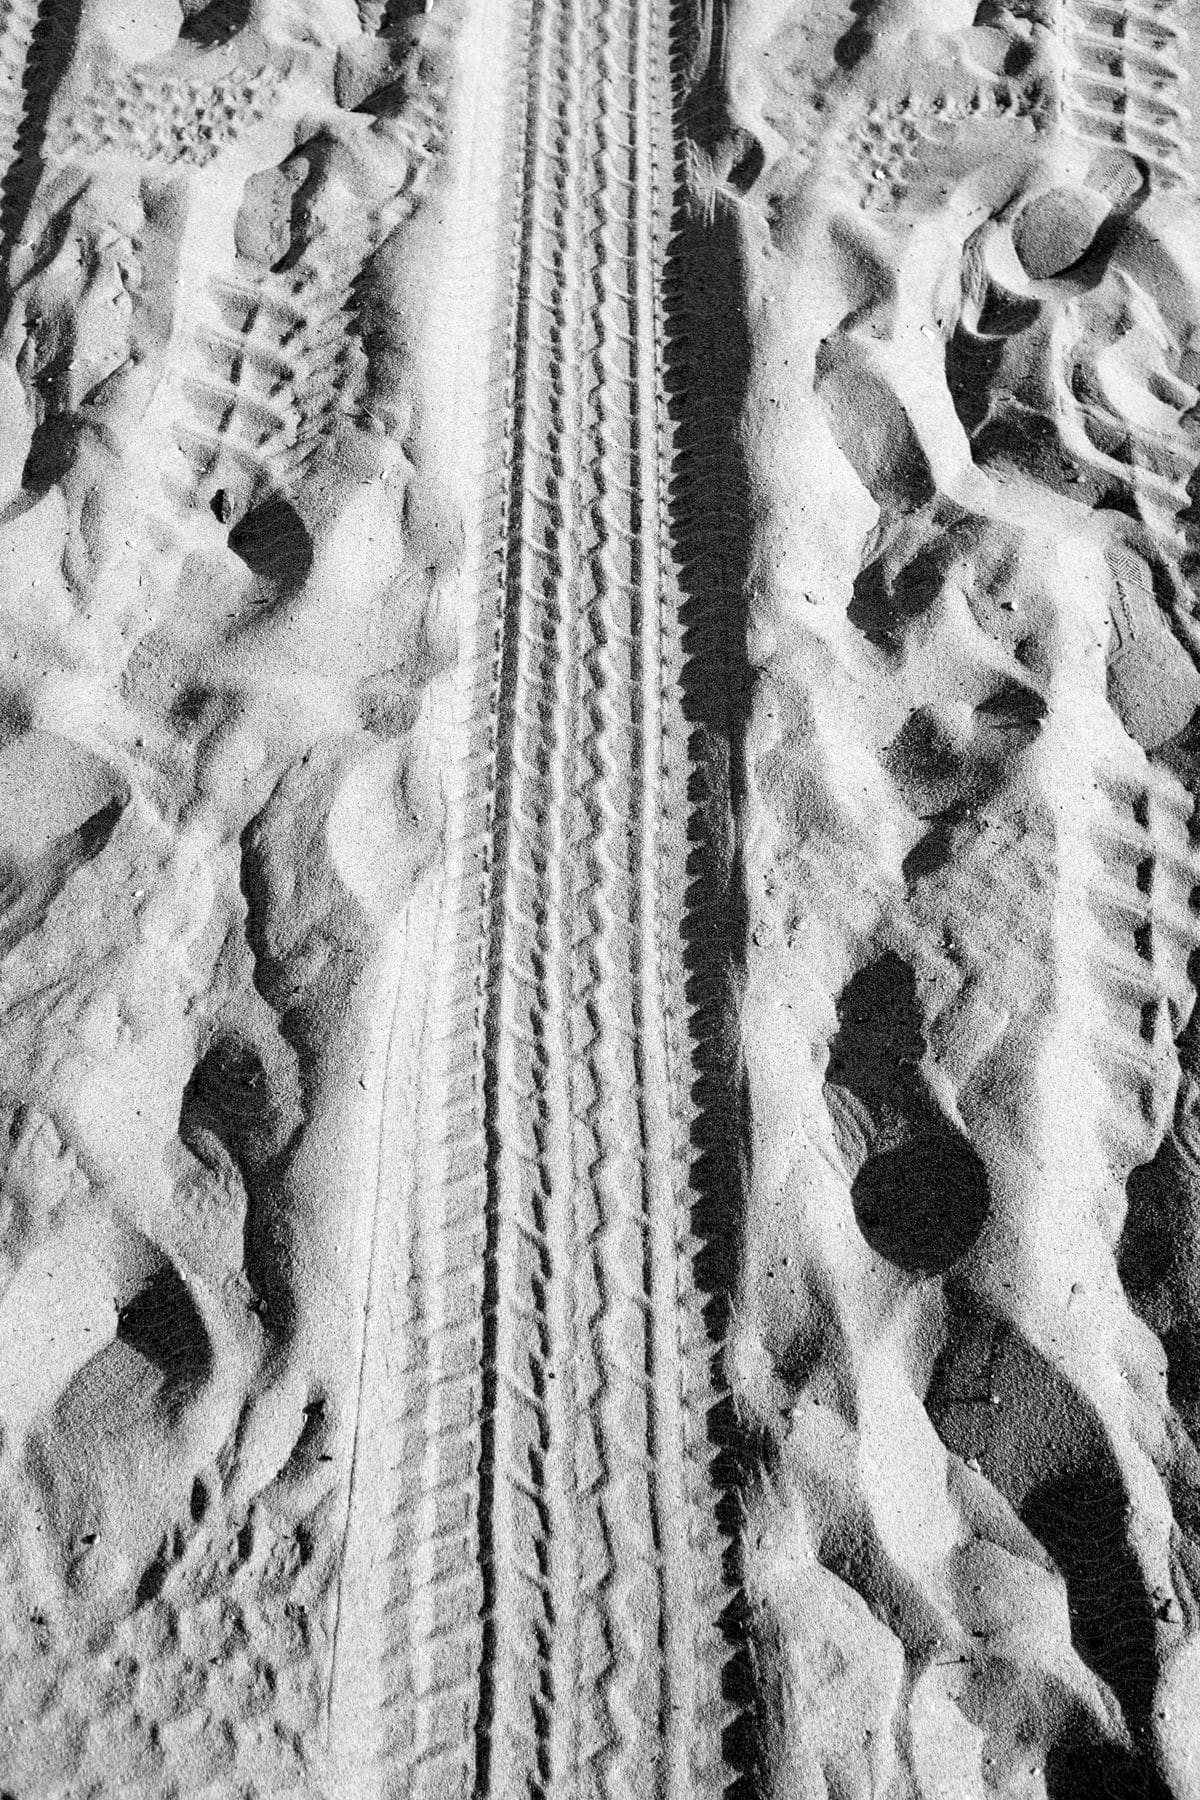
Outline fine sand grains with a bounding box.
[729,0,1200,1794]
[1,1,1200,1798]
[0,0,464,1793]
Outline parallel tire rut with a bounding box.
[353,0,738,1793]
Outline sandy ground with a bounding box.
[0,0,1196,1796]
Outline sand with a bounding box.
[0,0,1196,1795]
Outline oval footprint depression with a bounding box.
[851,1132,991,1275]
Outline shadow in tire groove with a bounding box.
[665,1,761,1790]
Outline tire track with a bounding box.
[0,0,84,301]
[629,0,727,1787]
[360,0,738,1794]
[0,0,39,234]
[573,0,658,1782]
[570,0,734,1788]
[473,0,582,1783]
[357,0,548,1782]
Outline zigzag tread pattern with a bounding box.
[326,0,741,1792]
[366,0,741,1795]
